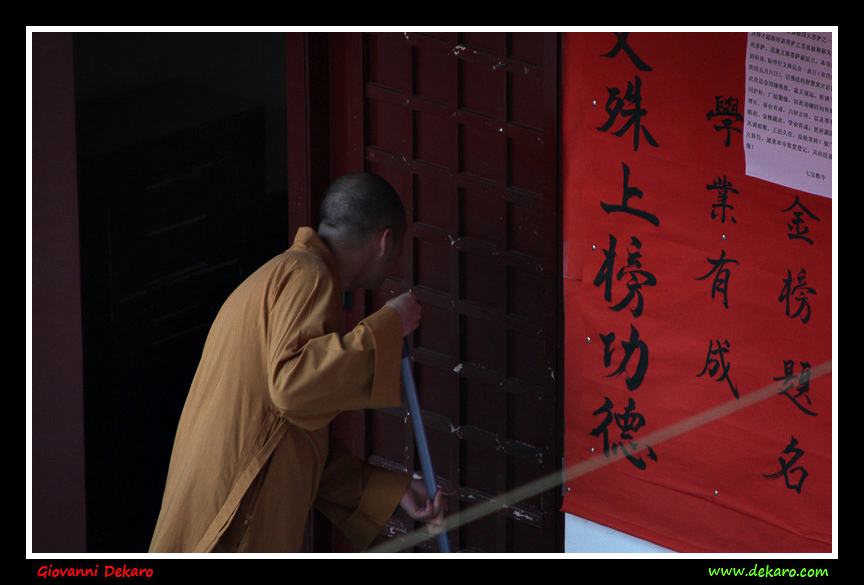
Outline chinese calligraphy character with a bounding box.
[780,195,821,245]
[589,396,658,470]
[593,234,657,317]
[598,76,659,151]
[600,162,660,226]
[695,249,739,309]
[763,435,809,493]
[774,360,817,416]
[613,236,656,317]
[706,95,743,147]
[697,338,739,399]
[706,174,738,224]
[601,324,649,391]
[779,268,816,324]
[600,32,653,71]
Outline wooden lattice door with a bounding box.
[329,31,563,553]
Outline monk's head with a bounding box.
[317,172,407,290]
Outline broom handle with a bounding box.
[401,338,451,553]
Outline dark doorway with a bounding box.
[73,33,288,552]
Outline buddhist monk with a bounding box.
[150,172,443,552]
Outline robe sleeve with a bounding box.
[266,257,404,430]
[314,438,412,551]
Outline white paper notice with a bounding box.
[744,32,833,198]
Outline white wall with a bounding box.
[565,513,675,553]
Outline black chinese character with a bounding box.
[593,234,657,318]
[706,174,738,224]
[589,396,658,470]
[600,32,653,71]
[695,249,739,309]
[601,324,649,391]
[774,360,817,416]
[706,96,743,147]
[601,162,660,226]
[779,268,816,324]
[763,435,809,493]
[697,338,739,399]
[780,195,820,246]
[598,76,659,151]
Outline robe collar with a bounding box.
[291,227,341,283]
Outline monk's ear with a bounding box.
[376,227,394,258]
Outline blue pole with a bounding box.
[401,338,451,553]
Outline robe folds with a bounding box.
[149,227,411,553]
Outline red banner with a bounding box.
[562,32,833,553]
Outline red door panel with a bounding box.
[330,31,562,553]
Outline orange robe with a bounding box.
[149,227,410,552]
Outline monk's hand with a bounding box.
[385,292,421,336]
[399,478,445,534]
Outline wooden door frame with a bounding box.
[30,30,88,553]
[286,32,331,237]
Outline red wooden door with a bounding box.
[329,31,563,552]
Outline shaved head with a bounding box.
[318,172,406,245]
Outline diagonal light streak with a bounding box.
[369,360,832,553]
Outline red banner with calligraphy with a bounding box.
[562,32,833,553]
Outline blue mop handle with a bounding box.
[401,338,451,553]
